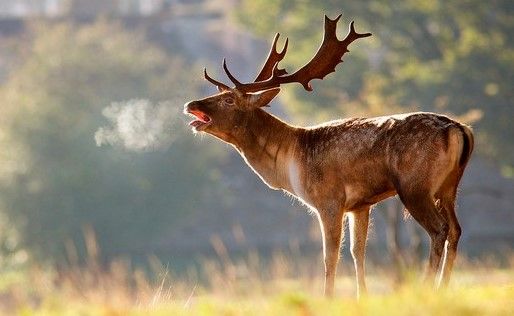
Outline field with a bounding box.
[1,252,513,316]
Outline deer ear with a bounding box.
[247,88,280,107]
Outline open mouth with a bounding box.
[186,109,212,131]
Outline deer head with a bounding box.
[184,14,371,140]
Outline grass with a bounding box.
[1,252,513,315]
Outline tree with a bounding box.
[0,19,226,263]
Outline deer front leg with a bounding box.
[317,208,344,297]
[348,208,370,298]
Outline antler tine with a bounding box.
[204,68,231,91]
[343,21,372,45]
[222,58,243,87]
[254,33,289,82]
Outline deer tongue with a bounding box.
[188,110,211,130]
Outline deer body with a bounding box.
[185,14,473,297]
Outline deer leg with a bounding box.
[348,208,370,298]
[317,208,344,297]
[399,192,448,285]
[437,188,461,287]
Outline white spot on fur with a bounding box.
[288,159,303,197]
[287,159,313,207]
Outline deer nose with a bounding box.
[183,101,196,113]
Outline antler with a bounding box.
[254,33,289,82]
[220,34,288,88]
[204,68,231,91]
[214,14,371,94]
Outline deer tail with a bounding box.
[456,124,474,167]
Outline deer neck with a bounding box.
[230,109,298,191]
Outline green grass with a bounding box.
[11,281,514,316]
[2,242,514,316]
[173,284,514,316]
[2,263,513,316]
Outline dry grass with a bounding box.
[1,230,513,314]
[0,247,513,315]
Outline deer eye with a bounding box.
[224,97,235,106]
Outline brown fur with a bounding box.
[185,89,473,297]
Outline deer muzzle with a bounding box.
[184,101,212,131]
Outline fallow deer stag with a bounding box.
[184,14,474,297]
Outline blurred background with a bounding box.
[0,0,512,284]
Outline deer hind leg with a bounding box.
[399,191,448,285]
[348,208,370,299]
[436,174,463,287]
[317,207,344,297]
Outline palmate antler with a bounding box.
[252,33,289,82]
[204,14,371,93]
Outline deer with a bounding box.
[184,14,474,298]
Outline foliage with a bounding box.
[0,20,226,263]
[236,0,514,169]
